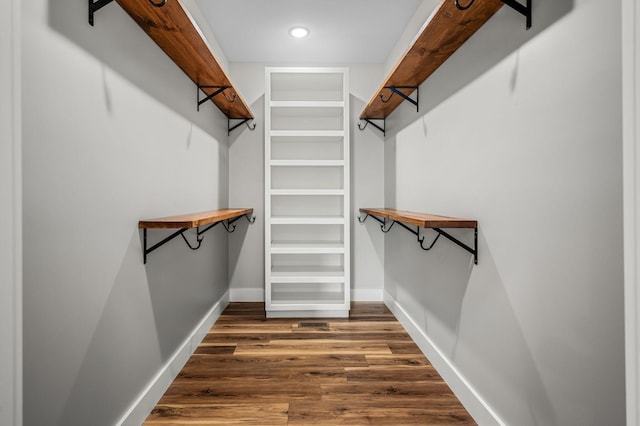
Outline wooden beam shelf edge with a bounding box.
[138,208,255,264]
[359,0,532,126]
[89,0,256,134]
[358,208,478,265]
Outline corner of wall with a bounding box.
[116,290,230,425]
[383,291,504,426]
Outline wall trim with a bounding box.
[623,0,640,423]
[383,291,504,426]
[116,290,230,425]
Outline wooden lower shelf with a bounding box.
[359,208,476,229]
[138,208,254,263]
[138,208,253,229]
[359,207,478,264]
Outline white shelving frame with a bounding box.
[265,67,350,318]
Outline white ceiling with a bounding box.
[195,0,424,64]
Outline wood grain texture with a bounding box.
[115,0,253,119]
[138,208,253,229]
[360,0,504,119]
[144,302,476,425]
[360,208,477,229]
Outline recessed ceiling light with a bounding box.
[289,26,309,38]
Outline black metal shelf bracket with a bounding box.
[142,213,256,264]
[89,0,168,25]
[454,0,532,30]
[197,86,236,111]
[357,118,385,136]
[88,0,114,26]
[380,86,419,112]
[228,118,256,135]
[359,214,478,264]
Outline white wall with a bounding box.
[0,0,22,424]
[383,0,625,424]
[228,63,386,302]
[623,0,640,423]
[22,1,234,424]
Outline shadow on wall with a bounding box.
[384,227,556,425]
[47,0,225,138]
[385,0,574,134]
[55,228,227,425]
[228,96,264,291]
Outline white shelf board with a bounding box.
[270,189,344,196]
[270,100,344,108]
[269,292,346,305]
[270,160,345,167]
[269,130,344,138]
[271,216,345,225]
[271,266,345,283]
[271,241,345,254]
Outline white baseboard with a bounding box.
[116,290,231,426]
[383,291,504,426]
[230,287,383,303]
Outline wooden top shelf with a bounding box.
[359,208,477,229]
[116,0,253,119]
[360,0,504,120]
[139,208,253,229]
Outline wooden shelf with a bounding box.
[139,208,253,229]
[138,208,254,263]
[359,207,478,264]
[359,208,476,229]
[114,0,253,120]
[360,0,504,120]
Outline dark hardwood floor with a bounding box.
[144,302,476,425]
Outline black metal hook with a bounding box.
[246,214,256,224]
[380,92,393,103]
[198,86,234,111]
[223,92,237,103]
[222,221,236,233]
[181,231,203,250]
[381,219,395,233]
[149,0,167,6]
[357,214,369,223]
[357,119,385,136]
[228,118,256,135]
[455,0,475,10]
[418,231,441,251]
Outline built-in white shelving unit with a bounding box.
[265,67,350,318]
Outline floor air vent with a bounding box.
[299,322,329,328]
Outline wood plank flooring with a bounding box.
[144,302,476,425]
